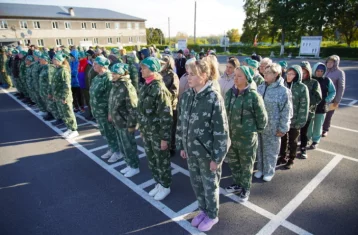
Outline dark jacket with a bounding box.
[160,69,179,110]
[175,57,187,78]
[11,55,21,78]
[84,60,98,89]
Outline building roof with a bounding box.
[0,3,145,21]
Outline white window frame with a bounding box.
[52,21,59,29]
[56,39,62,46]
[67,38,73,46]
[93,38,99,44]
[105,22,111,29]
[127,22,132,29]
[116,37,120,43]
[91,22,97,29]
[115,22,120,29]
[135,22,139,29]
[0,20,8,29]
[20,21,28,29]
[64,22,71,29]
[129,36,133,43]
[33,21,40,29]
[81,22,87,29]
[107,38,113,44]
[83,38,89,41]
[37,39,44,47]
[137,36,140,42]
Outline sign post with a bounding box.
[298,36,322,58]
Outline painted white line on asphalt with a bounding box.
[315,148,358,163]
[281,220,313,235]
[339,103,358,108]
[331,125,358,133]
[74,131,101,140]
[348,100,357,106]
[75,113,99,127]
[138,179,156,189]
[177,201,199,217]
[89,145,108,153]
[342,97,355,101]
[256,155,343,235]
[59,122,90,131]
[109,160,126,168]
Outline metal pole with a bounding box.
[168,17,170,48]
[194,1,197,44]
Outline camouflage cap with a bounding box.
[110,63,129,75]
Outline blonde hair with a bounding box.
[265,63,282,76]
[260,57,272,66]
[162,55,175,71]
[201,55,219,81]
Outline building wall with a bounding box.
[0,18,147,47]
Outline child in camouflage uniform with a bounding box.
[109,63,140,178]
[176,59,230,232]
[225,66,268,202]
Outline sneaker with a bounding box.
[277,156,288,165]
[120,166,130,174]
[309,142,318,150]
[198,216,219,232]
[149,184,160,197]
[100,150,113,159]
[124,168,140,178]
[285,160,294,169]
[238,188,250,202]
[38,111,47,116]
[191,211,206,227]
[263,174,274,182]
[254,171,263,179]
[108,152,123,163]
[225,184,242,194]
[62,130,71,138]
[301,148,308,159]
[322,131,328,137]
[154,185,170,200]
[66,130,79,139]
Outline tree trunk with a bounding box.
[280,29,285,55]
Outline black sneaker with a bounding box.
[225,184,242,194]
[277,156,288,165]
[309,142,318,150]
[301,148,307,159]
[238,188,250,202]
[285,160,294,169]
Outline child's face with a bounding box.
[315,69,325,77]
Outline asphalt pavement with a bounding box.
[0,58,357,235]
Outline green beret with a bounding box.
[111,48,119,55]
[33,50,42,57]
[110,63,129,75]
[26,55,34,62]
[19,51,27,56]
[244,57,251,64]
[141,57,161,72]
[53,53,65,62]
[94,55,110,68]
[247,59,260,69]
[40,53,50,61]
[278,60,288,69]
[238,66,253,83]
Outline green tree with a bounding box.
[146,28,165,45]
[226,29,240,42]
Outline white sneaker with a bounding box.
[62,130,71,138]
[38,111,47,116]
[263,174,274,182]
[66,130,79,139]
[254,171,263,179]
[108,152,123,163]
[120,166,130,174]
[154,185,171,201]
[124,168,140,178]
[101,150,113,159]
[149,184,160,197]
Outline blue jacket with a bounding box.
[70,50,80,87]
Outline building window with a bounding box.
[33,21,40,29]
[116,37,120,43]
[56,39,62,46]
[137,36,140,42]
[0,20,8,29]
[83,38,89,41]
[93,38,98,44]
[67,38,73,45]
[81,22,87,29]
[129,36,133,43]
[64,22,71,29]
[115,23,119,29]
[37,39,44,47]
[20,21,28,29]
[105,22,111,29]
[127,22,132,29]
[135,23,139,29]
[107,38,112,44]
[91,22,97,29]
[52,22,59,29]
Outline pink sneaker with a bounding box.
[191,211,206,227]
[198,216,219,232]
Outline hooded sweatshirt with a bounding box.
[78,57,88,89]
[70,50,80,87]
[219,72,235,99]
[284,65,309,129]
[300,61,322,120]
[325,55,345,104]
[312,62,336,114]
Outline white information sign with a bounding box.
[79,41,93,50]
[177,39,187,51]
[299,36,322,58]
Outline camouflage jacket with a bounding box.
[19,59,27,79]
[26,63,36,89]
[257,77,293,135]
[176,82,230,164]
[302,78,322,120]
[225,86,268,137]
[108,75,138,129]
[253,73,264,86]
[127,56,139,92]
[0,53,6,71]
[160,69,179,110]
[137,74,173,141]
[31,62,41,92]
[47,64,57,96]
[89,71,112,117]
[52,66,72,102]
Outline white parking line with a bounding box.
[331,125,358,133]
[315,148,358,163]
[59,122,90,131]
[177,201,199,217]
[256,155,343,235]
[74,131,101,140]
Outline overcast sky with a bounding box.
[1,0,246,37]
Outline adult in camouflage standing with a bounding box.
[109,63,139,177]
[90,56,122,162]
[0,46,13,88]
[52,53,79,139]
[299,61,322,158]
[38,53,55,121]
[256,63,292,181]
[138,57,173,201]
[247,59,264,86]
[25,55,37,106]
[225,66,267,202]
[6,49,15,87]
[32,50,48,116]
[83,50,97,121]
[123,52,139,92]
[10,49,23,98]
[160,55,179,155]
[277,65,309,169]
[176,59,230,232]
[18,51,32,104]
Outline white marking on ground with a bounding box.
[331,125,358,133]
[89,145,108,153]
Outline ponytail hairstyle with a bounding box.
[188,59,211,83]
[202,55,219,81]
[228,58,240,68]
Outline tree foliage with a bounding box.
[226,29,241,42]
[146,28,165,45]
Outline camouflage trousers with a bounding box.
[55,99,77,131]
[25,77,37,102]
[227,133,258,190]
[143,133,172,188]
[19,77,30,97]
[0,71,13,87]
[187,154,222,219]
[45,96,61,120]
[14,76,27,96]
[116,128,139,168]
[257,133,281,176]
[96,115,119,153]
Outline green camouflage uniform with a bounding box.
[138,75,173,188]
[47,64,61,119]
[39,64,60,119]
[253,74,264,86]
[126,56,139,91]
[52,66,78,131]
[26,62,37,102]
[32,62,47,112]
[0,49,13,87]
[18,58,29,97]
[225,86,267,190]
[90,71,119,152]
[109,75,139,168]
[176,82,230,219]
